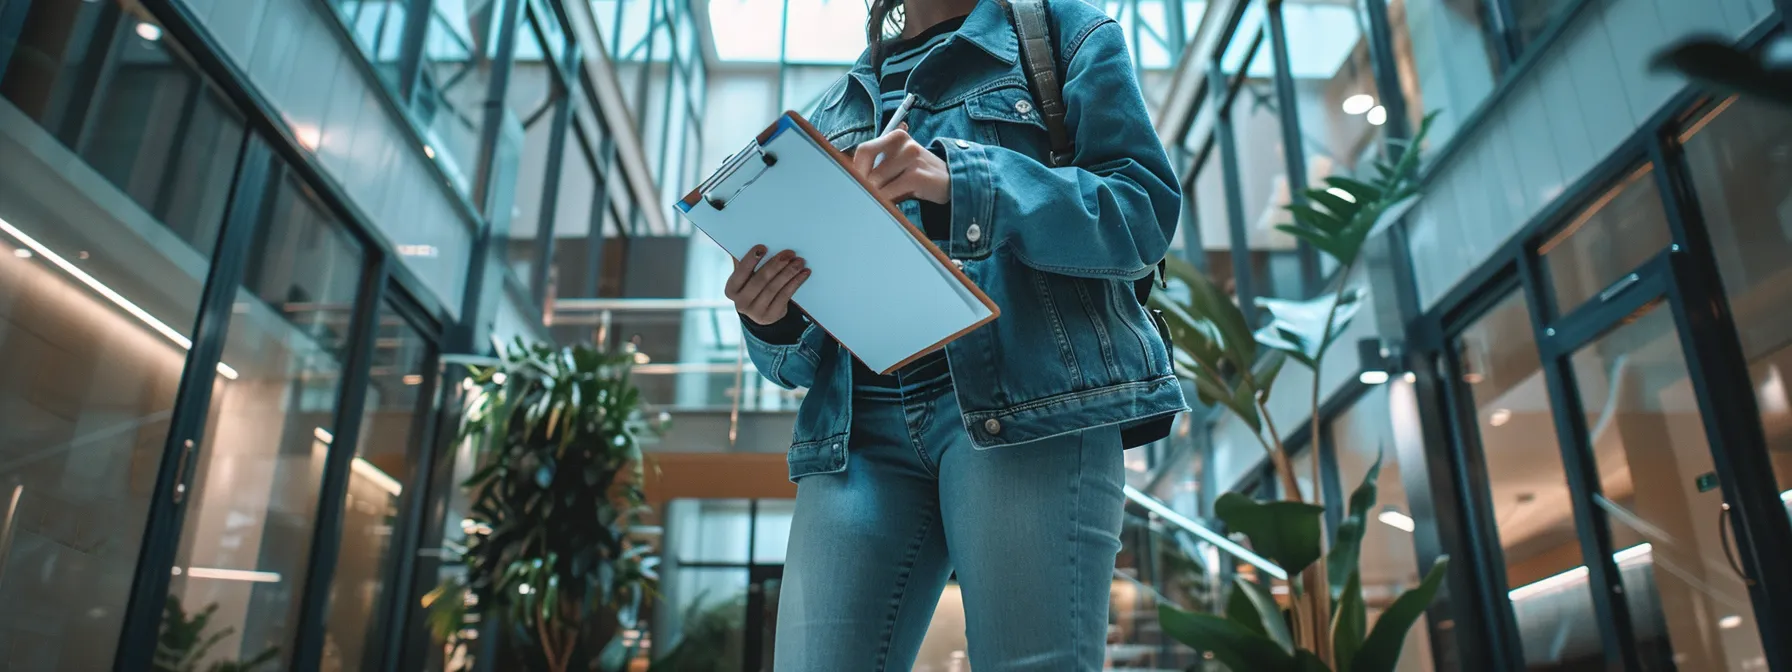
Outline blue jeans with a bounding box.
[774,376,1126,671]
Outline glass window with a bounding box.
[416,0,501,195]
[1537,165,1672,315]
[1457,293,1602,669]
[163,164,368,669]
[549,126,601,302]
[1568,305,1766,670]
[0,14,234,666]
[752,499,795,564]
[1190,154,1238,293]
[321,303,433,672]
[1680,97,1792,522]
[1,6,248,259]
[329,0,410,84]
[501,12,563,296]
[1386,0,1501,147]
[1334,387,1436,672]
[1284,0,1384,193]
[1225,37,1306,302]
[1285,450,1322,502]
[1508,0,1574,52]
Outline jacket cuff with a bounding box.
[930,137,993,259]
[740,308,806,345]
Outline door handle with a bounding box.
[1718,501,1756,586]
[172,439,197,505]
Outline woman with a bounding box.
[725,0,1183,666]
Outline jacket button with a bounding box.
[954,138,970,149]
[951,259,964,270]
[1015,99,1033,115]
[984,418,1002,435]
[966,223,982,243]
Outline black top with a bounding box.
[741,16,968,389]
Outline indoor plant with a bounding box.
[425,339,663,672]
[1148,115,1448,670]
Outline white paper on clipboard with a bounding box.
[676,112,998,374]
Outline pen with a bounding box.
[882,93,918,136]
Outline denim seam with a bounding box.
[898,379,940,478]
[876,514,935,671]
[1068,430,1086,664]
[1074,280,1118,381]
[1107,280,1152,374]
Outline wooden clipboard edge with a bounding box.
[683,111,1002,377]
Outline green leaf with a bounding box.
[1287,203,1346,234]
[1333,571,1367,672]
[1215,492,1327,575]
[1255,288,1364,368]
[1230,381,1262,433]
[1352,557,1451,672]
[1164,255,1257,368]
[1329,450,1383,599]
[1295,649,1332,672]
[1157,604,1295,671]
[1277,224,1356,265]
[1325,175,1385,203]
[1229,576,1293,654]
[1308,187,1363,222]
[1364,193,1421,244]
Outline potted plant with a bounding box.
[1148,116,1448,670]
[425,340,663,672]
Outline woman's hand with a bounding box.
[728,246,810,325]
[853,125,951,204]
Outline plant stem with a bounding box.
[1305,255,1358,667]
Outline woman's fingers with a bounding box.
[740,250,796,301]
[750,257,809,316]
[725,245,768,298]
[853,128,912,178]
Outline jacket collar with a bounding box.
[849,0,1018,77]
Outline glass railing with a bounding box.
[549,298,807,413]
[1110,486,1289,671]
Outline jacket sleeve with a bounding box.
[741,312,827,390]
[929,19,1181,280]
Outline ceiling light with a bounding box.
[1489,408,1512,427]
[1462,372,1484,384]
[314,427,334,444]
[135,23,162,41]
[461,378,476,391]
[403,374,423,385]
[12,248,31,258]
[1378,510,1416,532]
[293,125,322,151]
[1360,370,1390,385]
[1781,489,1790,503]
[1403,371,1417,383]
[634,352,651,364]
[518,584,534,595]
[1367,105,1388,126]
[1,216,238,380]
[352,457,403,496]
[423,145,436,159]
[1326,187,1357,203]
[491,371,507,385]
[1719,614,1744,630]
[185,567,281,583]
[1342,94,1375,115]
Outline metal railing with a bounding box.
[548,297,806,415]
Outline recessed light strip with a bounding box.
[1508,543,1651,602]
[0,217,238,380]
[183,567,281,583]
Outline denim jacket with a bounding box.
[744,0,1187,480]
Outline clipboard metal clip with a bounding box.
[701,141,779,211]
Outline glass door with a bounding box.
[1438,154,1786,671]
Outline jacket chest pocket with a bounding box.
[965,85,1050,158]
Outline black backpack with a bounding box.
[1004,0,1177,447]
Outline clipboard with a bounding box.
[677,111,1000,375]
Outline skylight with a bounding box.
[709,0,868,63]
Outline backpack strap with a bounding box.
[1004,1,1164,307]
[1005,0,1075,168]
